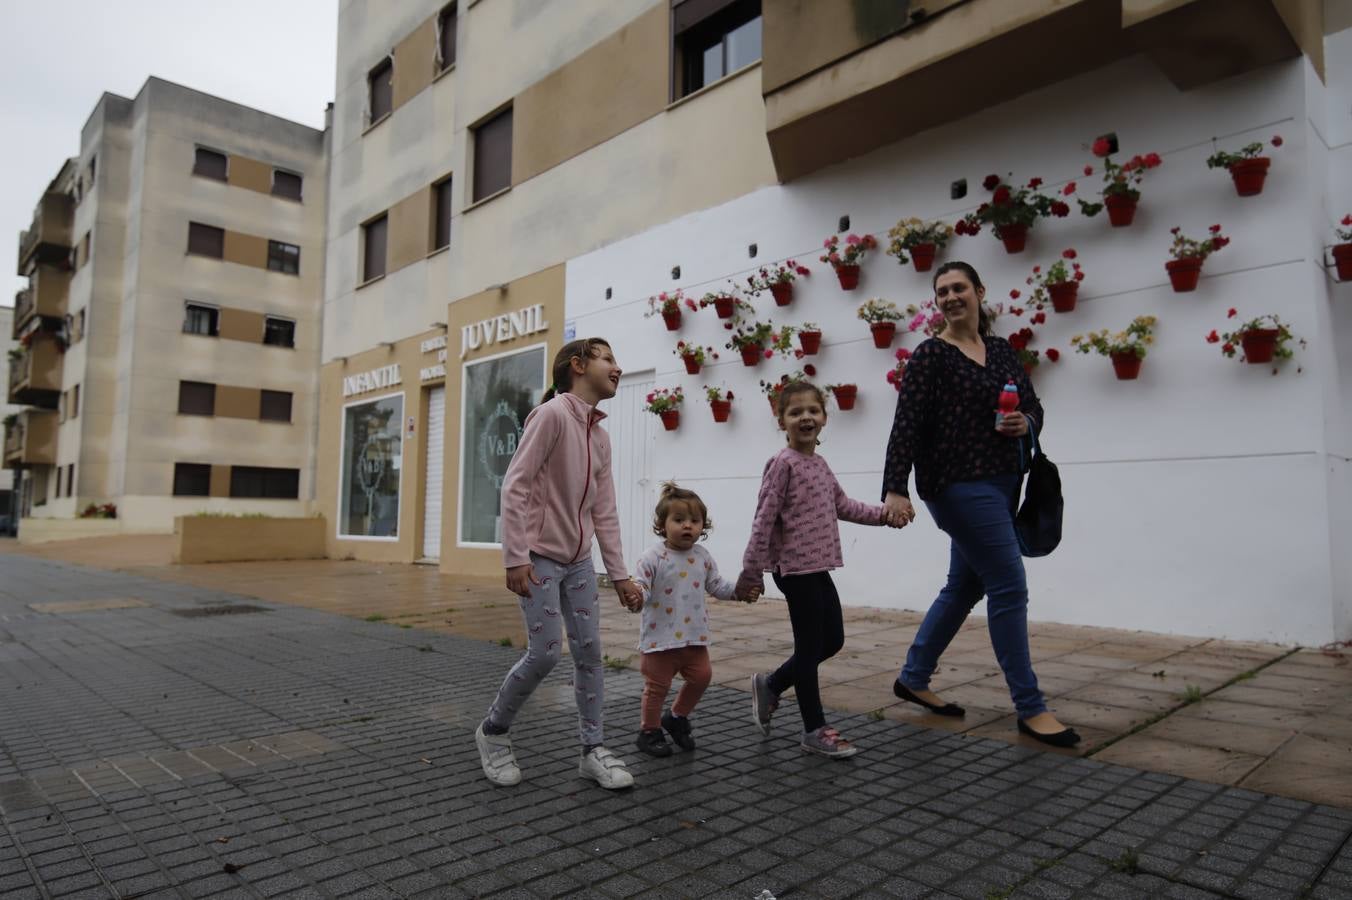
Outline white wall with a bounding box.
[567,52,1351,645]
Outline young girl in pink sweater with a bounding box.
[475,337,644,790]
[740,381,901,758]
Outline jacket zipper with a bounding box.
[570,416,594,564]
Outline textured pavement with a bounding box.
[1,553,1351,899]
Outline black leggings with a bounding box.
[767,571,845,733]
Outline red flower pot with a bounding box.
[681,354,701,375]
[910,243,937,272]
[659,409,680,431]
[740,346,762,367]
[1333,242,1352,281]
[832,384,858,410]
[1104,194,1138,227]
[996,224,1028,254]
[1228,157,1270,197]
[798,331,822,355]
[769,282,793,306]
[1110,351,1142,380]
[768,395,780,416]
[1240,328,1280,363]
[662,310,682,331]
[870,321,897,349]
[710,399,732,422]
[835,264,860,290]
[1047,282,1079,313]
[1166,257,1204,292]
[713,297,736,318]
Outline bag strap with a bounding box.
[1019,419,1040,472]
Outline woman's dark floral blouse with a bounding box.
[882,335,1044,502]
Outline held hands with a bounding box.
[505,564,540,598]
[883,492,916,528]
[996,410,1029,437]
[734,574,764,604]
[614,578,644,612]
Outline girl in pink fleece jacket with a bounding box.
[475,338,644,791]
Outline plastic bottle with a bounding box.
[996,380,1018,429]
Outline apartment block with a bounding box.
[7,78,327,532]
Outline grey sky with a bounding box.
[2,0,337,303]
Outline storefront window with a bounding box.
[340,393,404,538]
[460,345,546,545]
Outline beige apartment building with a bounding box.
[6,78,327,533]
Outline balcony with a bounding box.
[7,333,63,408]
[761,0,1318,182]
[12,266,71,338]
[3,409,57,469]
[16,191,74,276]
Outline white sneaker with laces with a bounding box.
[475,723,521,786]
[578,746,634,790]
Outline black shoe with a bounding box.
[635,728,672,757]
[893,680,965,717]
[1017,718,1081,748]
[661,711,696,751]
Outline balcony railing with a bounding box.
[7,355,27,398]
[13,290,33,335]
[3,419,25,460]
[16,192,74,275]
[3,409,57,467]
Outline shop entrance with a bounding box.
[600,370,657,571]
[421,386,446,560]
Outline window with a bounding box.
[193,148,229,181]
[263,316,295,348]
[178,381,216,416]
[362,215,388,281]
[368,58,393,124]
[79,232,91,268]
[230,466,299,499]
[460,346,546,544]
[188,222,225,258]
[66,464,75,497]
[59,392,67,423]
[675,0,762,99]
[260,390,293,422]
[472,107,513,202]
[340,393,403,538]
[55,467,63,498]
[272,170,303,201]
[183,303,220,337]
[70,384,79,419]
[88,155,96,185]
[267,240,300,275]
[75,309,86,343]
[433,176,453,250]
[173,463,211,497]
[437,4,457,71]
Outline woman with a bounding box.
[882,261,1078,747]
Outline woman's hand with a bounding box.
[884,492,916,527]
[996,410,1029,437]
[614,578,644,611]
[505,564,540,598]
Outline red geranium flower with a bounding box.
[1083,165,1094,176]
[1062,248,1077,259]
[1045,348,1060,362]
[993,186,1012,205]
[983,174,1001,191]
[1206,330,1220,343]
[1227,308,1237,318]
[1271,135,1283,147]
[804,364,817,376]
[1062,182,1076,196]
[1092,137,1112,157]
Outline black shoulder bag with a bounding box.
[1015,424,1063,558]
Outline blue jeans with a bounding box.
[900,476,1047,718]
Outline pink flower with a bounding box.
[1271,135,1283,147]
[1062,248,1077,259]
[895,347,911,361]
[823,237,834,249]
[845,233,861,245]
[1092,137,1112,157]
[1062,182,1076,196]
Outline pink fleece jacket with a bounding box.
[500,392,628,581]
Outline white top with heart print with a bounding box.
[632,542,737,652]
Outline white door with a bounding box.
[598,371,656,575]
[422,386,446,560]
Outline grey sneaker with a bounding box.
[475,722,521,786]
[750,673,778,736]
[800,726,858,759]
[578,746,634,790]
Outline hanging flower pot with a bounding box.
[659,409,680,431]
[1047,282,1079,313]
[909,242,937,272]
[713,296,736,318]
[870,321,897,349]
[767,395,779,415]
[798,330,822,355]
[1109,351,1142,380]
[835,264,860,290]
[1104,194,1138,227]
[769,282,793,306]
[996,224,1028,254]
[1228,158,1271,197]
[831,384,858,410]
[1333,243,1352,281]
[1165,257,1204,292]
[662,310,682,331]
[681,353,701,375]
[1239,328,1280,364]
[740,346,763,367]
[710,399,732,422]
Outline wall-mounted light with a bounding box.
[486,283,507,294]
[430,321,447,330]
[379,341,395,349]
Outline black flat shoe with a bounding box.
[635,728,672,757]
[893,680,965,717]
[1017,718,1081,747]
[661,711,696,752]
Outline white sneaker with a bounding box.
[475,723,521,786]
[578,746,634,790]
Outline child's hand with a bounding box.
[743,585,762,604]
[614,579,644,611]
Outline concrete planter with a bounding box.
[174,516,326,564]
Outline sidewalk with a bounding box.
[1,548,1350,899]
[5,535,1350,812]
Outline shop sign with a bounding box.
[342,363,402,398]
[420,335,448,382]
[460,303,548,359]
